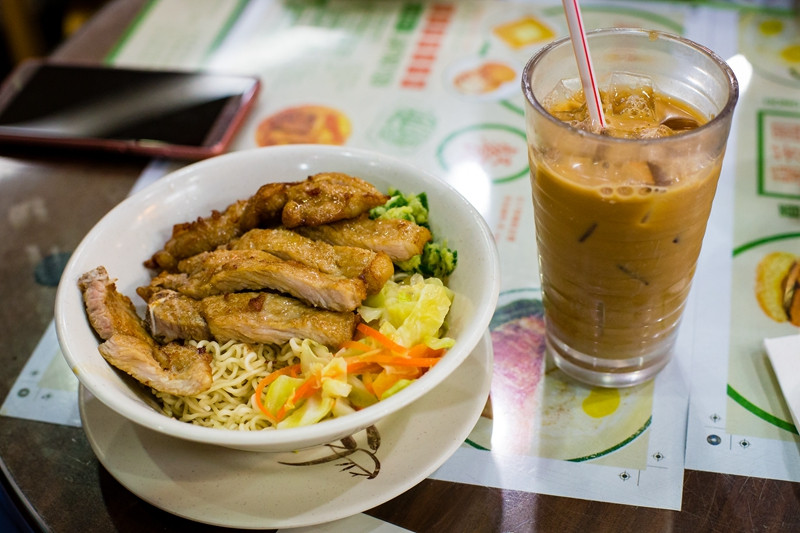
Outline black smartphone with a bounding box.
[0,60,261,159]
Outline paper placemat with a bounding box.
[5,0,800,515]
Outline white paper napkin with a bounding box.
[764,335,800,431]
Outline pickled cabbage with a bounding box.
[360,273,455,349]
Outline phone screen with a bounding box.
[0,62,260,157]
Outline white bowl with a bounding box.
[55,145,500,452]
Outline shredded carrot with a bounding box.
[371,370,404,399]
[253,324,449,424]
[406,343,428,358]
[356,323,407,354]
[253,363,301,420]
[407,343,444,359]
[275,374,321,420]
[347,354,440,369]
[345,323,446,378]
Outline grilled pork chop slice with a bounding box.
[78,266,212,396]
[145,289,211,343]
[244,181,290,226]
[99,335,213,397]
[282,173,388,228]
[143,182,292,272]
[141,288,355,348]
[144,174,387,270]
[145,199,256,271]
[143,249,367,312]
[80,267,151,340]
[202,292,357,348]
[294,214,432,262]
[230,228,394,294]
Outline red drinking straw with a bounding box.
[561,0,606,130]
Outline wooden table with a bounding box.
[0,1,797,531]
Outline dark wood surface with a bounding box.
[0,1,797,531]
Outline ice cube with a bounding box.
[543,78,587,123]
[635,124,676,139]
[605,72,656,122]
[545,77,583,102]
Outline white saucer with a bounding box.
[79,333,493,529]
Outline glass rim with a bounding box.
[520,27,740,144]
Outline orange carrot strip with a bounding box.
[380,364,422,379]
[425,347,446,358]
[407,343,442,359]
[406,344,427,359]
[356,323,407,354]
[275,374,321,421]
[253,363,301,420]
[371,370,404,399]
[349,354,441,368]
[255,363,302,391]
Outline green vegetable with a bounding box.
[380,379,413,400]
[360,273,455,349]
[370,188,429,226]
[398,241,458,279]
[265,375,303,415]
[277,395,335,429]
[370,188,458,278]
[346,375,379,408]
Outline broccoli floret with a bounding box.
[395,254,422,274]
[370,188,429,227]
[397,241,458,279]
[419,241,457,278]
[372,189,457,279]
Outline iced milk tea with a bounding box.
[522,29,738,387]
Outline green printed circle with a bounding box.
[733,232,800,257]
[436,123,529,184]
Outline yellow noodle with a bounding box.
[154,339,300,430]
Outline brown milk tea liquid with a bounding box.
[531,83,719,366]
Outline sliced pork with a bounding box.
[144,173,387,270]
[294,214,431,262]
[240,181,290,228]
[230,228,394,294]
[78,266,212,396]
[79,266,151,340]
[145,289,211,343]
[145,199,256,271]
[202,292,357,348]
[281,172,388,228]
[143,249,367,311]
[99,335,213,397]
[140,287,354,348]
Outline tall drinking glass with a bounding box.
[521,28,738,387]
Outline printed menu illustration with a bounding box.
[684,9,800,482]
